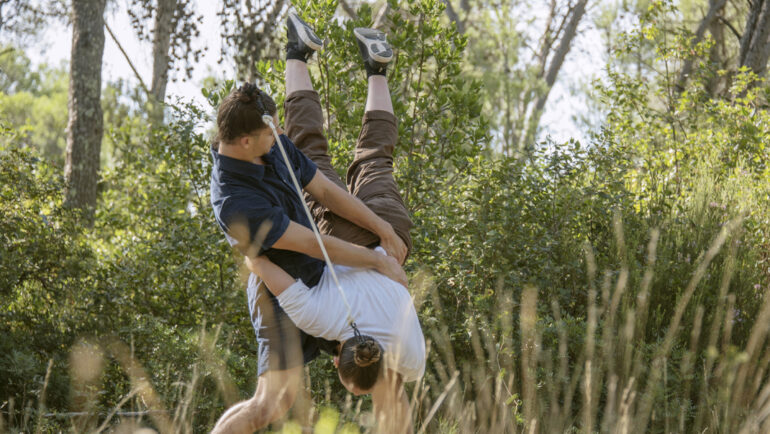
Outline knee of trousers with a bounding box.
[284,91,327,152]
[362,194,414,253]
[346,158,396,195]
[358,111,398,153]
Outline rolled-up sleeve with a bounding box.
[220,199,291,255]
[280,135,317,187]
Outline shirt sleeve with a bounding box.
[220,198,291,256]
[280,134,317,187]
[277,280,335,340]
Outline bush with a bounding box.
[2,0,769,432]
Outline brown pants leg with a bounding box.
[284,90,413,254]
[346,110,413,253]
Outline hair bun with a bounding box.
[237,82,259,104]
[353,340,381,367]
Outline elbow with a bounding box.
[319,184,332,207]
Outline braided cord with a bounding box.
[261,114,357,328]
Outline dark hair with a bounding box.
[338,335,383,391]
[213,82,277,150]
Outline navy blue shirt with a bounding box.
[210,134,325,288]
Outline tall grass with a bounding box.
[3,217,769,433]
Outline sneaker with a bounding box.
[354,28,393,76]
[286,12,323,62]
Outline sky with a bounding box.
[29,1,228,110]
[28,0,607,146]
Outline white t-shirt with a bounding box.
[276,248,426,382]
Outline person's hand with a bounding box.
[379,229,407,265]
[375,254,408,287]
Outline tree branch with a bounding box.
[373,2,389,28]
[552,3,573,44]
[442,0,465,34]
[541,0,588,94]
[105,21,150,97]
[537,0,557,74]
[718,15,742,41]
[528,0,589,144]
[339,0,358,20]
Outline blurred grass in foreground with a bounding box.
[3,216,769,433]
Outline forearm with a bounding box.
[307,233,384,269]
[322,184,392,239]
[248,236,381,290]
[245,256,296,297]
[304,171,407,263]
[271,221,406,285]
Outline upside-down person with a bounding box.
[209,11,425,434]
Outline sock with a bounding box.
[286,44,313,62]
[364,63,387,78]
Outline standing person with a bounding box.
[209,12,419,434]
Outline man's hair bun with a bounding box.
[236,82,259,104]
[353,340,382,367]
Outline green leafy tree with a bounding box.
[128,0,204,127]
[0,48,152,168]
[253,0,488,215]
[218,0,288,81]
[444,0,591,155]
[0,48,69,162]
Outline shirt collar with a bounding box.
[212,148,266,181]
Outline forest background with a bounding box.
[2,0,770,432]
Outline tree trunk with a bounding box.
[527,0,589,145]
[706,0,727,96]
[739,0,762,66]
[674,0,728,93]
[740,0,770,79]
[150,0,175,127]
[64,0,106,221]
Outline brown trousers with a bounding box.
[284,90,413,254]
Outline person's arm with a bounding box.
[304,171,407,264]
[371,370,412,434]
[245,255,337,339]
[221,191,406,285]
[272,221,407,286]
[245,255,296,297]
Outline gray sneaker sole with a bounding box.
[289,13,323,51]
[354,27,393,63]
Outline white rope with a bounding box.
[262,114,357,327]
